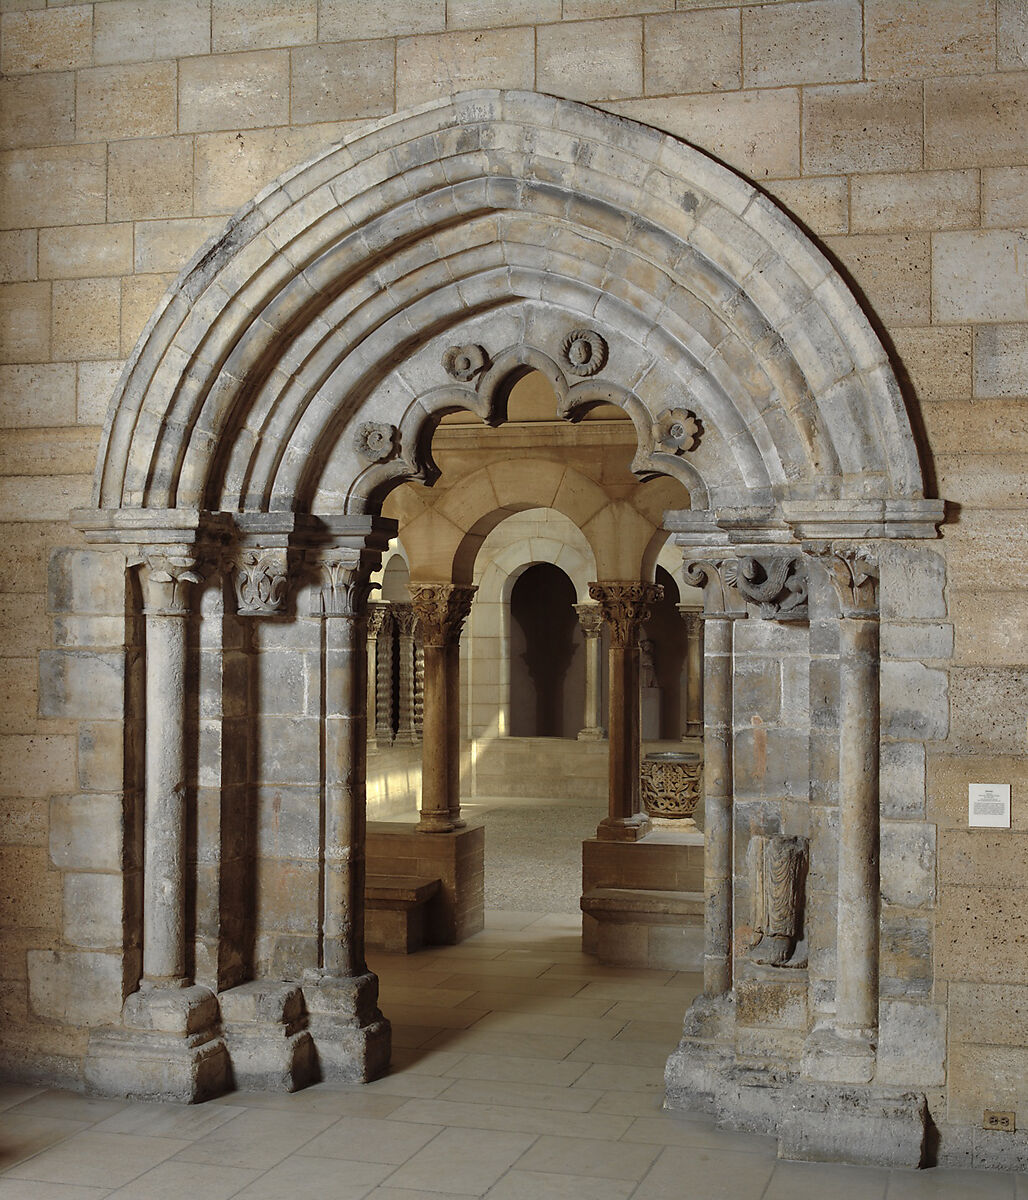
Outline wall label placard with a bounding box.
[968,783,1011,829]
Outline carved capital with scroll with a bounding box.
[408,584,476,648]
[587,582,663,647]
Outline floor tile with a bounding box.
[886,1167,1017,1198]
[89,1101,246,1140]
[621,1114,777,1154]
[172,1108,336,1171]
[298,1116,443,1165]
[633,1144,775,1199]
[569,1064,664,1094]
[233,1156,392,1199]
[0,1183,111,1199]
[513,1133,661,1181]
[421,1029,584,1061]
[431,974,585,998]
[377,986,479,1009]
[451,992,617,1019]
[463,1011,625,1041]
[0,1088,47,1114]
[437,1079,604,1113]
[0,1116,90,1171]
[383,1126,537,1196]
[483,1168,634,1199]
[4,1132,190,1189]
[386,1098,632,1140]
[764,1158,889,1199]
[440,1053,590,1087]
[5,1094,125,1125]
[388,1048,468,1076]
[590,1091,668,1117]
[103,1159,261,1199]
[613,1020,685,1046]
[386,1005,489,1030]
[565,1039,669,1067]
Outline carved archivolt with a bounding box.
[749,834,808,968]
[560,329,608,377]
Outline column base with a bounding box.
[84,984,230,1103]
[595,813,651,841]
[220,980,317,1093]
[417,810,456,833]
[394,730,419,746]
[683,722,703,738]
[801,1025,877,1084]
[302,970,391,1083]
[577,727,607,741]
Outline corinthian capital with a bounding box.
[393,602,417,638]
[309,548,376,618]
[229,547,291,616]
[808,543,879,617]
[588,582,663,646]
[574,603,604,638]
[366,601,392,638]
[139,551,202,616]
[409,584,476,647]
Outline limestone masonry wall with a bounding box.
[1,0,1026,1138]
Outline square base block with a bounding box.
[303,970,392,1083]
[220,980,317,1092]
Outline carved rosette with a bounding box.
[641,755,702,821]
[749,834,808,967]
[442,344,488,382]
[574,603,605,639]
[231,547,290,616]
[139,551,202,616]
[560,329,608,377]
[681,558,745,617]
[653,407,701,454]
[408,584,477,647]
[588,582,663,647]
[354,421,397,463]
[812,544,879,618]
[726,555,808,620]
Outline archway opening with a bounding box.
[509,562,583,738]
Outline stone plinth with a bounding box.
[301,971,391,1084]
[219,980,316,1092]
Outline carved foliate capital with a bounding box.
[393,602,417,639]
[676,605,703,635]
[309,548,376,618]
[809,543,879,617]
[574,603,604,638]
[366,601,392,638]
[681,558,745,617]
[229,547,290,616]
[588,582,663,646]
[409,584,476,647]
[729,555,808,621]
[139,551,202,616]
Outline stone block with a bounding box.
[865,0,995,79]
[0,427,99,478]
[0,145,107,230]
[823,233,930,327]
[120,272,174,356]
[947,1043,1028,1126]
[733,726,808,800]
[290,40,394,124]
[742,0,861,87]
[39,650,126,720]
[850,170,978,234]
[982,167,1028,228]
[921,400,1028,457]
[881,622,953,662]
[609,89,800,179]
[448,0,560,28]
[257,857,320,935]
[0,363,75,428]
[133,217,225,276]
[92,0,210,66]
[880,820,936,909]
[946,517,1025,593]
[732,658,782,723]
[39,225,134,282]
[998,0,1028,69]
[0,281,49,364]
[928,751,1028,832]
[879,544,946,621]
[27,949,124,1026]
[256,716,320,785]
[76,63,177,143]
[193,124,345,215]
[537,19,642,103]
[937,882,1028,985]
[763,177,848,236]
[933,231,1028,324]
[643,10,740,95]
[802,82,922,174]
[936,453,1028,509]
[0,475,91,521]
[50,793,127,871]
[179,50,290,133]
[0,657,39,735]
[736,978,807,1030]
[0,795,46,846]
[780,1085,927,1168]
[396,28,535,109]
[256,786,321,860]
[0,72,75,151]
[949,589,1028,666]
[880,661,949,742]
[63,873,124,950]
[77,360,124,426]
[949,981,1028,1047]
[0,5,92,74]
[940,830,1028,891]
[0,593,49,658]
[48,548,128,616]
[213,0,317,52]
[890,326,972,404]
[108,136,194,222]
[0,229,37,284]
[0,524,67,596]
[876,999,945,1086]
[880,911,932,997]
[0,845,59,928]
[926,76,1028,168]
[880,741,926,819]
[974,324,1028,399]
[319,0,445,41]
[51,277,120,362]
[78,720,132,792]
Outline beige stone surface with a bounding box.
[39,225,134,282]
[51,278,121,362]
[926,75,1028,168]
[949,590,1028,667]
[0,229,37,284]
[0,663,39,735]
[802,82,922,174]
[643,10,740,96]
[890,326,972,403]
[0,5,92,74]
[850,170,979,234]
[0,144,107,230]
[0,593,51,658]
[0,735,76,798]
[939,829,1028,890]
[213,0,317,52]
[0,475,91,521]
[107,136,195,223]
[928,752,1028,831]
[0,364,75,428]
[608,89,800,178]
[0,428,99,478]
[448,0,560,29]
[0,72,75,151]
[0,281,50,364]
[973,325,1028,399]
[396,29,535,109]
[937,882,1028,985]
[823,233,930,326]
[922,400,1028,456]
[564,0,667,14]
[133,218,226,276]
[742,0,862,87]
[92,0,210,66]
[947,1043,1028,1125]
[762,176,848,236]
[76,361,124,426]
[865,0,996,80]
[319,0,445,42]
[0,794,46,842]
[998,0,1028,70]
[76,62,178,143]
[537,19,643,103]
[290,40,394,124]
[179,50,290,133]
[949,981,1028,1047]
[0,847,60,929]
[933,231,1028,324]
[982,166,1028,228]
[120,273,175,356]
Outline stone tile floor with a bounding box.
[1,910,1023,1199]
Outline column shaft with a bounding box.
[682,608,704,738]
[375,611,393,744]
[419,640,453,831]
[702,615,734,997]
[395,606,417,745]
[574,603,605,740]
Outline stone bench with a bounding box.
[366,875,442,953]
[580,886,704,971]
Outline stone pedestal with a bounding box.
[220,981,316,1092]
[302,971,391,1083]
